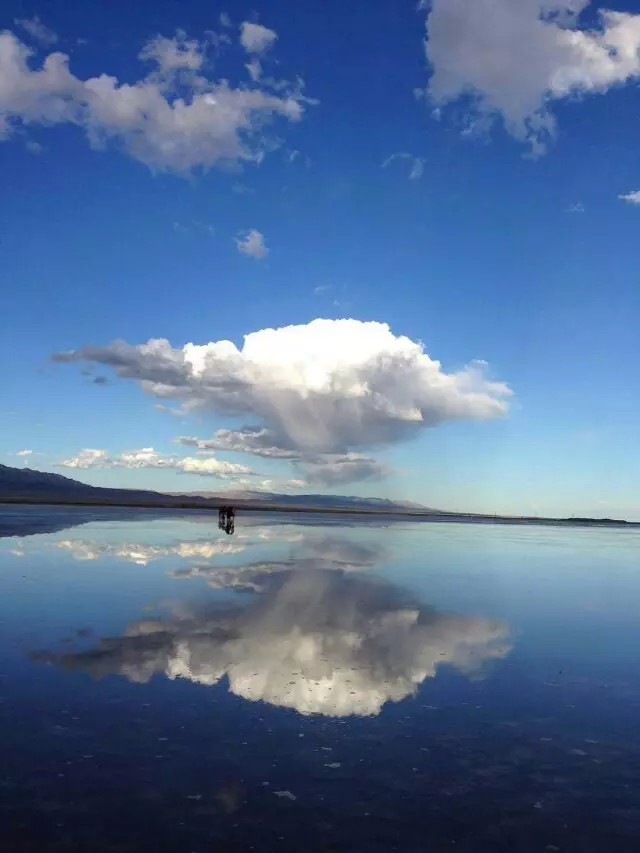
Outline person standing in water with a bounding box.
[218,505,235,535]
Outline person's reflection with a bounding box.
[218,505,235,535]
[33,566,511,717]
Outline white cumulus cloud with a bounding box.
[52,319,512,462]
[235,228,269,258]
[240,22,278,54]
[58,448,109,468]
[618,190,640,204]
[16,449,33,456]
[56,446,250,478]
[0,26,307,172]
[422,0,640,154]
[138,30,205,73]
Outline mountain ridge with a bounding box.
[0,464,431,512]
[166,489,431,510]
[2,464,638,527]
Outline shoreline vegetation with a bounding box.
[0,494,637,529]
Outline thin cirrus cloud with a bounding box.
[381,152,425,180]
[52,319,512,486]
[421,0,640,154]
[56,447,251,478]
[235,229,269,259]
[0,20,309,173]
[14,16,58,46]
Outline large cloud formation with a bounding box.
[37,565,511,717]
[422,0,640,153]
[53,319,511,481]
[0,21,307,172]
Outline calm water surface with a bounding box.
[1,505,640,852]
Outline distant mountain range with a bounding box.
[2,464,637,527]
[0,463,431,513]
[168,489,430,511]
[0,463,170,504]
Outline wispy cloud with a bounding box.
[25,140,44,154]
[177,432,392,486]
[232,183,255,195]
[14,16,57,46]
[172,220,215,236]
[178,429,301,460]
[381,152,425,180]
[296,453,392,486]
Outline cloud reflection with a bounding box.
[0,507,165,539]
[169,534,386,588]
[35,558,510,717]
[56,538,246,564]
[54,530,376,570]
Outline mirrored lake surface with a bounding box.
[1,505,640,852]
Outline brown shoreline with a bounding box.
[0,494,638,529]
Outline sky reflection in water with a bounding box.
[2,506,640,851]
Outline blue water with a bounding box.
[1,505,640,851]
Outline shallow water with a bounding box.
[1,505,640,852]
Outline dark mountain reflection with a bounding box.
[0,505,168,539]
[35,561,511,717]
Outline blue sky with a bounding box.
[2,0,640,519]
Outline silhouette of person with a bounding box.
[219,505,235,535]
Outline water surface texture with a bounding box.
[1,505,640,852]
